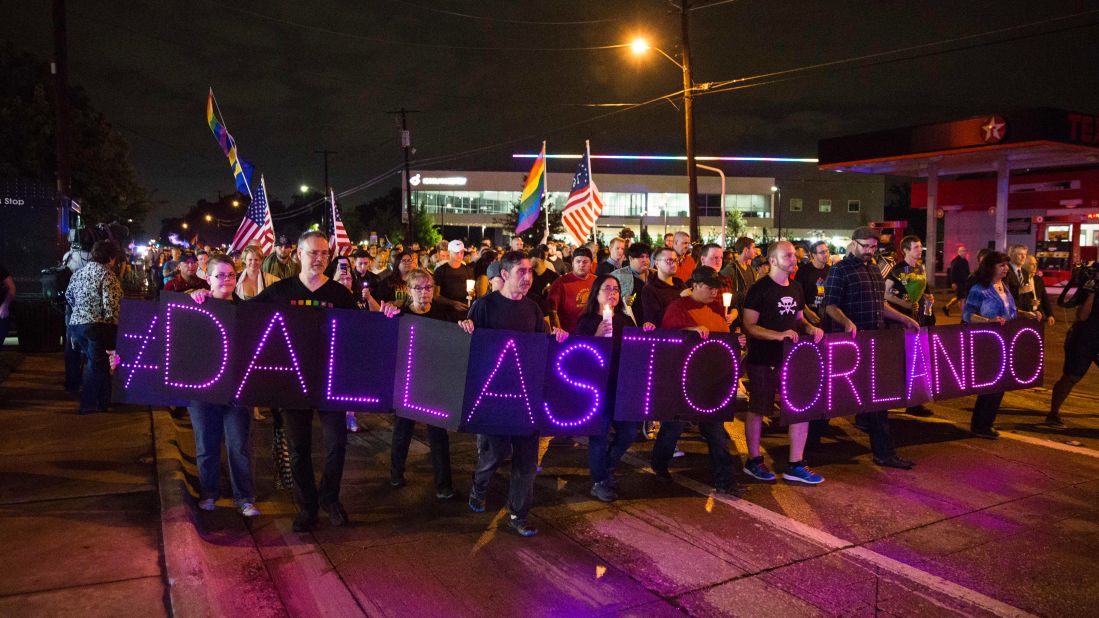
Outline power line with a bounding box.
[199,0,631,52]
[387,0,622,25]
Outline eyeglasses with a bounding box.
[601,287,621,294]
[211,272,237,281]
[410,285,433,292]
[655,258,677,264]
[853,240,878,251]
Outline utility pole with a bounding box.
[51,0,72,200]
[387,108,419,243]
[680,0,700,242]
[315,149,336,233]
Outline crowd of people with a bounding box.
[43,223,1099,538]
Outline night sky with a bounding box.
[3,0,1098,228]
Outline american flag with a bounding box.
[561,143,604,246]
[229,175,274,253]
[329,188,353,256]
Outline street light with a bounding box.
[631,35,700,241]
[204,214,213,222]
[231,200,240,207]
[181,222,189,230]
[300,184,309,194]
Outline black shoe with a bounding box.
[652,465,672,481]
[874,455,915,469]
[292,510,318,532]
[972,428,1000,440]
[389,474,406,488]
[590,481,618,502]
[1044,415,1066,429]
[942,306,951,317]
[508,517,538,537]
[323,502,349,527]
[906,405,933,417]
[715,482,748,497]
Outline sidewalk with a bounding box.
[0,351,167,616]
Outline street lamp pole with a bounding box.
[680,1,700,242]
[697,164,725,246]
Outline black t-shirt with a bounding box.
[434,262,474,302]
[744,276,805,366]
[640,277,686,328]
[531,266,558,298]
[0,263,10,305]
[575,311,635,337]
[251,276,356,309]
[794,263,828,312]
[376,272,410,306]
[467,291,546,333]
[401,302,452,322]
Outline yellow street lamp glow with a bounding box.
[204,214,213,222]
[630,38,650,55]
[300,185,310,193]
[231,200,240,207]
[181,222,189,229]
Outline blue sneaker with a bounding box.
[782,461,824,485]
[468,494,486,513]
[743,456,776,482]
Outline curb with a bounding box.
[152,409,287,617]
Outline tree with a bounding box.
[353,187,404,245]
[0,45,149,227]
[497,195,564,247]
[410,206,441,248]
[725,209,746,244]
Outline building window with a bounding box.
[847,200,861,213]
[789,198,803,212]
[819,199,831,213]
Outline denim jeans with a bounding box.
[69,322,114,412]
[588,420,640,483]
[471,433,539,520]
[188,402,254,503]
[855,410,896,460]
[391,417,453,493]
[651,421,734,489]
[280,409,347,513]
[972,392,1004,433]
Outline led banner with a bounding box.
[613,328,742,423]
[392,315,471,432]
[779,320,1044,424]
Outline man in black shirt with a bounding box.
[459,251,568,537]
[795,241,830,326]
[742,241,825,485]
[253,231,356,532]
[943,245,970,316]
[433,240,474,321]
[640,247,687,328]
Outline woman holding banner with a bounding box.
[576,274,653,502]
[389,269,456,499]
[187,256,260,517]
[963,251,1041,439]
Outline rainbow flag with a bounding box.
[206,88,252,198]
[515,142,546,235]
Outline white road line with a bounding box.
[904,414,1099,459]
[616,450,1037,618]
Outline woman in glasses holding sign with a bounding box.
[963,251,1042,439]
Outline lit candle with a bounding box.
[602,304,613,322]
[722,292,733,308]
[465,279,475,294]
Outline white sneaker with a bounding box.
[238,502,261,517]
[198,498,216,511]
[672,449,686,458]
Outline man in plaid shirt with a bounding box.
[822,227,920,469]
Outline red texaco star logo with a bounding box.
[981,116,1006,143]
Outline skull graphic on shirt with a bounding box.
[777,296,797,315]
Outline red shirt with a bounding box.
[674,254,697,283]
[661,296,729,333]
[164,275,209,293]
[546,273,594,333]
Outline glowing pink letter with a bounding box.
[325,319,379,404]
[465,339,534,425]
[163,303,229,390]
[543,342,605,428]
[235,312,308,399]
[827,339,863,410]
[623,335,683,417]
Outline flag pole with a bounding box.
[586,139,594,245]
[540,140,549,246]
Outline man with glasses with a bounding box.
[820,227,920,470]
[795,240,831,326]
[640,247,687,329]
[253,231,357,532]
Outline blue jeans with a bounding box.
[471,434,539,520]
[588,420,640,483]
[651,421,734,489]
[188,402,255,503]
[69,323,115,412]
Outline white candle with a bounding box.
[602,304,613,321]
[465,279,475,296]
[722,292,733,308]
